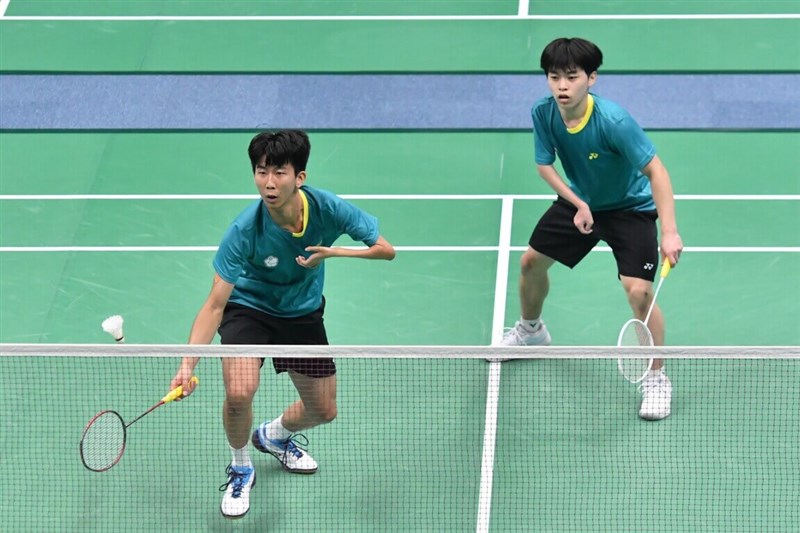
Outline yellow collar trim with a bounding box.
[291,189,309,237]
[567,94,594,134]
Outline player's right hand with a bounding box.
[170,362,197,399]
[573,205,594,234]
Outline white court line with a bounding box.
[517,0,529,17]
[476,198,513,533]
[1,14,798,21]
[1,246,797,253]
[1,194,798,201]
[0,0,11,18]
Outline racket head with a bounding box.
[616,318,655,384]
[80,410,127,472]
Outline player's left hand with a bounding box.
[660,232,683,266]
[296,246,331,268]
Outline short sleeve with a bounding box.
[609,113,657,171]
[212,223,249,284]
[332,197,380,246]
[532,104,557,166]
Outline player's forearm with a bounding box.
[332,236,396,260]
[647,164,679,235]
[536,164,588,209]
[180,307,221,370]
[188,304,224,345]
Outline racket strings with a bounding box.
[617,319,655,383]
[81,412,126,471]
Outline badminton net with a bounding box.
[0,343,797,533]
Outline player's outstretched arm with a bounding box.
[170,273,235,396]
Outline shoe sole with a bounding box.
[220,471,256,519]
[251,431,318,474]
[639,409,671,421]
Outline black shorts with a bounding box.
[217,300,335,378]
[529,197,659,282]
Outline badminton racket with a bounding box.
[79,376,198,472]
[617,261,671,383]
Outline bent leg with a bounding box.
[282,372,337,432]
[518,247,556,320]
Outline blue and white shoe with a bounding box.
[252,425,318,474]
[219,464,255,518]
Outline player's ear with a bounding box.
[587,71,598,86]
[295,170,307,186]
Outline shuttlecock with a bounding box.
[101,315,125,343]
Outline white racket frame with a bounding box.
[617,261,670,383]
[616,318,655,383]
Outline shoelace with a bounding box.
[281,433,310,462]
[218,464,251,498]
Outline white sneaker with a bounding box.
[487,320,552,362]
[219,464,255,518]
[252,425,318,474]
[639,371,673,420]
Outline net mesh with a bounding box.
[80,411,126,472]
[1,344,798,532]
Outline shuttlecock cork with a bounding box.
[102,315,125,343]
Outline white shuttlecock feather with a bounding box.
[101,315,125,343]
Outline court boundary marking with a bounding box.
[2,14,799,21]
[476,198,513,532]
[2,246,797,253]
[1,194,798,201]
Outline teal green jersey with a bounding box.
[213,185,380,317]
[532,93,657,211]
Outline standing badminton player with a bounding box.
[497,38,683,420]
[170,130,395,518]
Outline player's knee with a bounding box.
[318,402,338,424]
[224,385,256,408]
[624,283,651,312]
[520,249,545,273]
[310,400,337,425]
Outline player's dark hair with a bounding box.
[540,37,603,75]
[248,130,311,173]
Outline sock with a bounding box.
[230,445,252,468]
[265,416,292,442]
[519,317,541,332]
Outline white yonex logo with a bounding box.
[264,256,279,268]
[643,263,654,270]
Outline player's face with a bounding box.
[547,68,597,110]
[254,156,306,208]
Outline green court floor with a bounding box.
[1,130,798,532]
[0,2,798,532]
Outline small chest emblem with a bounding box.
[264,256,279,268]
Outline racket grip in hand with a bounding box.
[162,376,199,403]
[660,260,672,278]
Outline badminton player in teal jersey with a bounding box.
[170,130,395,518]
[498,38,683,420]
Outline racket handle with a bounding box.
[660,260,672,278]
[162,376,199,403]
